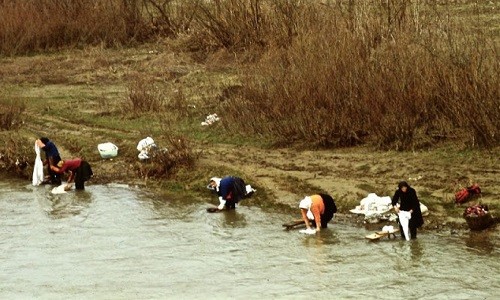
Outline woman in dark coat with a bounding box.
[391,181,424,239]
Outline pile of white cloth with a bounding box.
[299,228,316,235]
[350,193,395,223]
[351,193,429,223]
[201,113,220,126]
[137,137,157,160]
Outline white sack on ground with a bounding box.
[98,142,118,159]
[137,137,156,160]
[201,114,219,126]
[350,193,393,223]
[32,142,44,186]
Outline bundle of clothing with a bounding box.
[464,204,489,217]
[350,193,397,223]
[350,193,428,224]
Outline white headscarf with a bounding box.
[299,196,312,209]
[207,177,222,192]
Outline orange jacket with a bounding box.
[309,194,325,224]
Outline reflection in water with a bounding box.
[220,210,248,228]
[410,240,424,261]
[47,190,93,219]
[302,228,339,248]
[464,231,496,255]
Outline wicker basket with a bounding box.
[463,213,493,231]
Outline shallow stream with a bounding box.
[1,177,498,299]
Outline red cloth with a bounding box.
[58,158,82,173]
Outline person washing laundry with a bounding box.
[391,181,424,240]
[35,137,62,185]
[208,176,250,211]
[298,194,337,234]
[50,158,93,190]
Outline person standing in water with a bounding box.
[391,181,424,239]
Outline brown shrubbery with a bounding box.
[0,0,152,55]
[0,100,25,131]
[1,0,498,149]
[126,77,166,115]
[135,136,199,179]
[215,1,499,149]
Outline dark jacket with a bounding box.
[218,176,246,202]
[392,187,424,228]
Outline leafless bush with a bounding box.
[219,0,499,149]
[0,0,151,55]
[0,100,25,131]
[0,135,31,177]
[136,135,199,179]
[126,77,166,115]
[142,0,198,37]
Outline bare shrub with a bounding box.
[219,0,499,149]
[0,0,152,55]
[135,135,199,179]
[0,134,31,178]
[142,0,198,37]
[0,100,25,131]
[126,77,166,115]
[187,0,304,53]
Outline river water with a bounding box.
[0,177,498,299]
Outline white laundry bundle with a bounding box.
[51,185,67,194]
[398,211,412,241]
[350,193,395,223]
[136,137,157,160]
[201,113,220,126]
[32,142,44,186]
[299,228,317,235]
[381,225,396,233]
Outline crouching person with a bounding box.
[209,176,248,210]
[299,193,337,232]
[50,158,93,190]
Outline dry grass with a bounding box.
[0,98,25,131]
[0,0,498,152]
[217,0,499,149]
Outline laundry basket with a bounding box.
[463,205,493,231]
[97,142,118,159]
